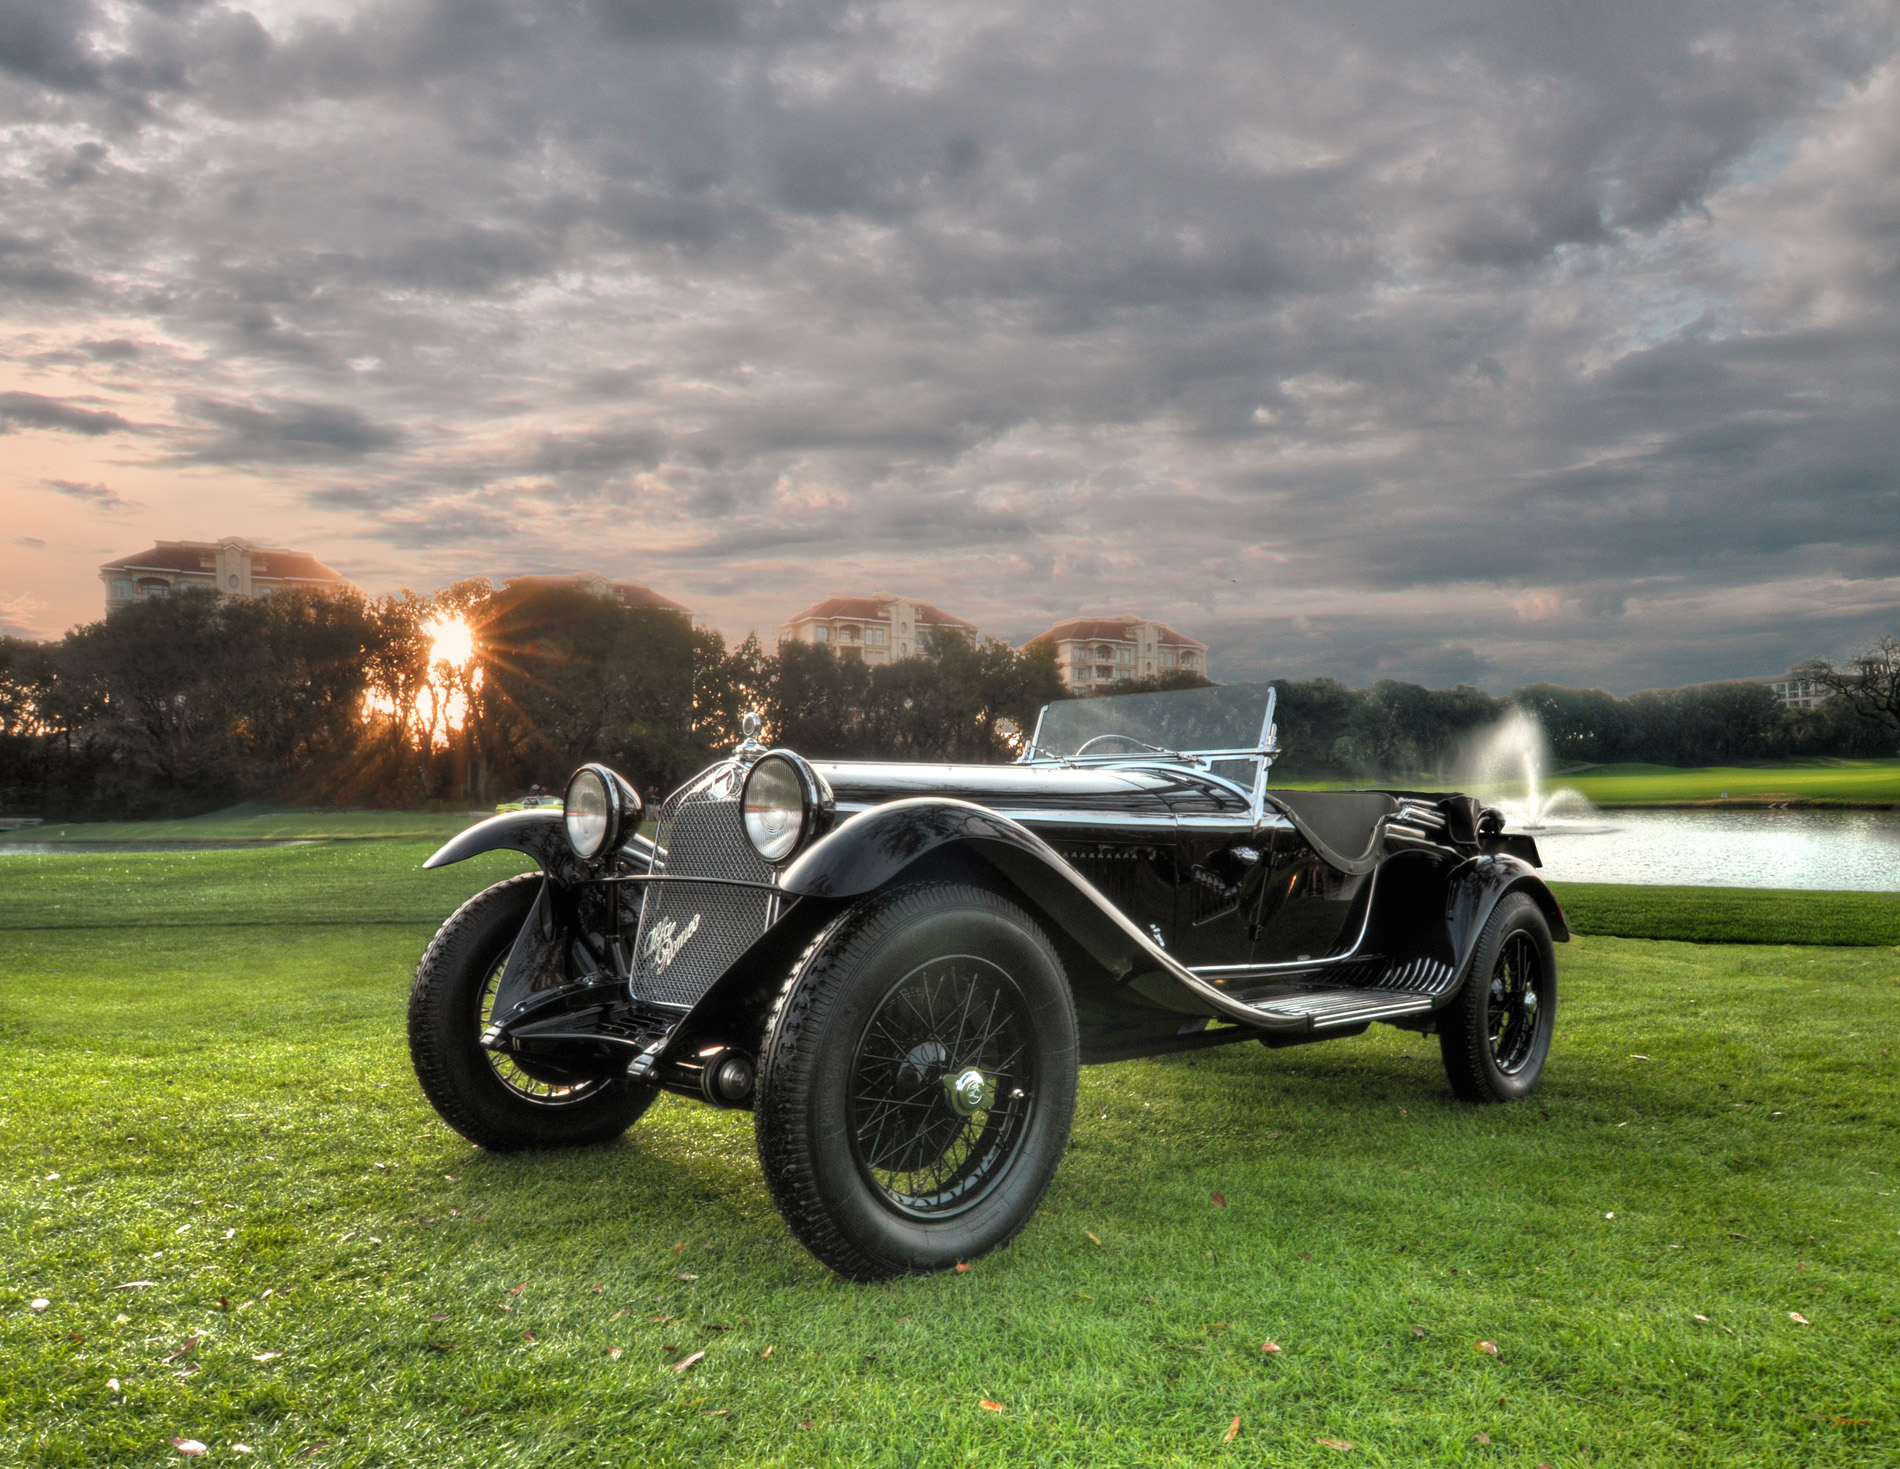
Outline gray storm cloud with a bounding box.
[1,0,1896,688]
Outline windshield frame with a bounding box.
[1019,684,1280,820]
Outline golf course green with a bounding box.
[2,829,1895,1465]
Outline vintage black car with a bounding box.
[411,684,1564,1279]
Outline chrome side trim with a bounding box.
[936,801,1361,1033]
[1188,862,1384,981]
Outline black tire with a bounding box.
[409,873,658,1151]
[1440,892,1557,1103]
[754,882,1079,1280]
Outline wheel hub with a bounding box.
[944,1067,995,1118]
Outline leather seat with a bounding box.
[1263,791,1399,875]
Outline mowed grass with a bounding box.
[3,845,1898,1467]
[1558,762,1900,810]
[1280,759,1900,809]
[1553,884,1900,947]
[0,804,481,847]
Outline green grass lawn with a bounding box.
[4,844,1898,1466]
[1558,761,1900,810]
[0,803,483,847]
[1280,759,1900,809]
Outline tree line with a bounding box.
[0,581,1068,819]
[1,583,1893,820]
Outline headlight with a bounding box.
[742,752,833,864]
[563,764,639,860]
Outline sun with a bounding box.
[427,616,475,669]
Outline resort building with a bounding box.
[1762,670,1830,711]
[776,594,978,665]
[1025,614,1209,691]
[99,537,353,612]
[502,572,692,619]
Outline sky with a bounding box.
[1,0,1897,694]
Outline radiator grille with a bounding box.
[630,762,776,1008]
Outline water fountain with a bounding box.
[1466,708,1599,831]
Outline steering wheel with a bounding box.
[1073,733,1168,756]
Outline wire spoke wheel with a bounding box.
[848,956,1036,1219]
[1485,930,1544,1075]
[476,954,606,1107]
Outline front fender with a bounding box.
[781,798,1312,1034]
[423,810,655,886]
[1445,854,1569,987]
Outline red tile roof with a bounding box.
[504,573,691,615]
[1030,615,1206,649]
[100,540,348,582]
[782,595,976,631]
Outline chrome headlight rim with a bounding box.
[562,763,640,862]
[741,750,832,865]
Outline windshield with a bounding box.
[1026,683,1277,768]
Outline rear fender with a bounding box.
[1444,855,1569,990]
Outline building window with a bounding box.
[137,580,170,597]
[1182,653,1197,669]
[1115,668,1131,679]
[815,626,829,643]
[1117,647,1131,664]
[867,627,886,646]
[111,579,132,599]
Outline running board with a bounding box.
[1245,989,1435,1031]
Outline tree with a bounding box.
[1798,637,1900,751]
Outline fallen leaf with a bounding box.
[672,1242,686,1254]
[675,1272,699,1282]
[1694,1314,1710,1323]
[218,1297,230,1311]
[29,1298,49,1312]
[1086,1230,1103,1246]
[522,1330,537,1344]
[703,1408,729,1417]
[1222,1415,1241,1442]
[171,1439,208,1457]
[107,1378,121,1393]
[251,1352,281,1362]
[760,1346,775,1359]
[1831,1417,1872,1426]
[507,1283,527,1297]
[1315,1439,1353,1452]
[232,1447,253,1455]
[1473,1432,1492,1444]
[954,1262,972,1272]
[980,1400,1004,1412]
[1605,1212,1615,1219]
[223,1229,236,1240]
[444,1175,458,1182]
[673,1350,706,1373]
[701,1323,731,1333]
[425,1341,455,1353]
[1476,1340,1499,1355]
[610,1310,627,1321]
[799,1421,813,1429]
[428,1312,448,1322]
[1790,1312,1810,1325]
[591,1283,604,1293]
[114,1282,156,1290]
[1261,1340,1282,1354]
[649,1314,678,1324]
[1212,1192,1228,1209]
[1412,1326,1427,1338]
[168,1337,199,1361]
[608,1347,622,1361]
[69,1332,83,1343]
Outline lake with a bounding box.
[1526,807,1900,891]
